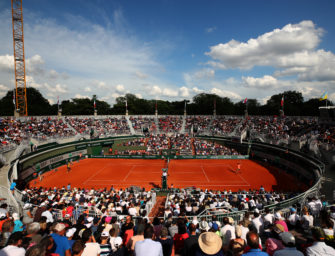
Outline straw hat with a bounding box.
[198,232,222,255]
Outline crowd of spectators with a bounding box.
[170,134,193,155]
[0,117,75,147]
[210,117,242,136]
[0,185,334,256]
[158,116,183,133]
[194,139,239,156]
[129,116,156,133]
[185,116,212,134]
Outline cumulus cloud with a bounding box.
[192,87,204,94]
[207,20,324,70]
[179,87,190,97]
[242,75,278,89]
[74,94,90,99]
[0,84,9,91]
[210,88,241,100]
[44,83,68,94]
[135,93,142,99]
[162,88,178,97]
[84,87,92,92]
[115,84,125,93]
[0,55,13,72]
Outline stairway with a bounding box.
[125,116,136,135]
[180,115,186,134]
[148,196,167,218]
[154,116,160,133]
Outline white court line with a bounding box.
[83,162,114,184]
[226,164,249,185]
[86,182,250,187]
[201,166,210,182]
[123,165,136,181]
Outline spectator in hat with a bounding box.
[228,226,246,256]
[0,231,25,256]
[274,213,288,232]
[12,213,24,233]
[265,224,285,256]
[182,223,199,256]
[134,225,163,256]
[157,226,173,256]
[51,223,71,256]
[273,232,303,256]
[199,220,209,233]
[195,231,224,256]
[306,227,335,256]
[242,232,269,256]
[99,231,112,256]
[66,227,76,251]
[287,208,300,229]
[25,244,46,256]
[111,236,126,256]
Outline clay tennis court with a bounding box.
[29,158,307,192]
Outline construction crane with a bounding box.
[11,0,28,116]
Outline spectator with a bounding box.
[265,224,285,256]
[40,235,58,256]
[71,240,85,256]
[99,231,112,256]
[228,226,246,256]
[173,222,189,254]
[25,244,46,256]
[51,223,71,256]
[0,231,25,256]
[220,217,236,247]
[134,225,163,256]
[182,223,199,256]
[127,223,145,253]
[242,232,269,256]
[157,227,173,256]
[111,236,126,256]
[12,213,24,233]
[274,213,288,232]
[25,222,42,246]
[81,228,101,256]
[195,231,223,256]
[306,227,335,256]
[0,219,14,247]
[273,232,303,256]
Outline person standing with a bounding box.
[242,232,269,256]
[134,225,163,256]
[51,223,71,256]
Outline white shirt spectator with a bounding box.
[288,213,300,226]
[128,207,137,216]
[252,216,264,235]
[41,210,54,223]
[82,242,101,256]
[0,245,25,256]
[134,238,163,256]
[306,241,335,256]
[220,224,235,246]
[301,214,314,230]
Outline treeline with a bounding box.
[0,88,332,116]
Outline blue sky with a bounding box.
[0,0,334,105]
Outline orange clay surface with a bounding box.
[29,158,308,192]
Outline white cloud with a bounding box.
[84,87,92,92]
[242,75,278,89]
[135,93,142,99]
[194,69,215,79]
[47,98,55,105]
[179,87,190,97]
[74,94,90,99]
[26,76,43,89]
[148,85,162,96]
[192,87,204,94]
[162,88,178,97]
[43,83,68,94]
[0,55,13,71]
[207,20,324,70]
[210,88,241,100]
[0,84,9,91]
[115,84,125,93]
[206,27,216,33]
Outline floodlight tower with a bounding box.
[11,0,28,116]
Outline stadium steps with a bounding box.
[125,116,136,135]
[148,196,167,218]
[180,115,186,133]
[154,117,160,133]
